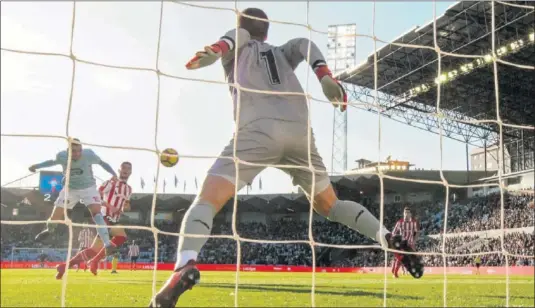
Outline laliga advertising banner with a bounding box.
[1,262,533,276]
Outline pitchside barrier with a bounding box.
[2,261,533,276]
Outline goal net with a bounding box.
[10,247,79,264]
[1,1,534,307]
[7,247,113,270]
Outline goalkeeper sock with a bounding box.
[394,259,402,275]
[327,199,390,245]
[174,201,215,270]
[92,213,111,247]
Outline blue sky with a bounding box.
[1,1,471,195]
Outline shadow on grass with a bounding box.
[482,295,535,300]
[110,279,420,300]
[112,280,380,291]
[201,283,422,300]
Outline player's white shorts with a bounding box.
[208,119,331,197]
[54,185,101,209]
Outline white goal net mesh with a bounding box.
[1,1,534,307]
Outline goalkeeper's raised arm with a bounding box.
[185,19,347,125]
[279,37,347,111]
[185,27,251,70]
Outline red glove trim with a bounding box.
[212,40,230,55]
[315,65,332,81]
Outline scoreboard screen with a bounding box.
[39,171,64,199]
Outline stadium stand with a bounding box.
[2,180,533,268]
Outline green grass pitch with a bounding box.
[1,269,533,307]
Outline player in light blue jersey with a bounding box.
[29,138,120,256]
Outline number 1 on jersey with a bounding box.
[260,50,281,85]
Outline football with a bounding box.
[160,148,179,167]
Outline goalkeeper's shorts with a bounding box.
[208,119,331,196]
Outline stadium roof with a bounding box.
[0,170,490,214]
[336,1,534,149]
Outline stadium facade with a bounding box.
[336,0,534,176]
[0,168,493,225]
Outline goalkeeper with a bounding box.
[149,8,423,307]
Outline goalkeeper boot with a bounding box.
[149,260,200,308]
[387,234,424,279]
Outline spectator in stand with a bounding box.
[38,250,47,268]
[1,192,533,268]
[474,256,482,275]
[128,240,140,271]
[111,254,119,274]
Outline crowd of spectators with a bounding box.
[421,232,534,267]
[1,192,533,267]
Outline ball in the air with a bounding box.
[160,148,179,167]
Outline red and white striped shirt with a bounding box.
[393,218,419,247]
[78,228,93,249]
[128,244,140,257]
[99,179,132,222]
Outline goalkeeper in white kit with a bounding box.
[149,8,424,307]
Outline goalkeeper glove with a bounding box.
[315,65,348,111]
[185,41,230,70]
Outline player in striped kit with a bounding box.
[391,207,420,278]
[76,227,93,272]
[87,161,133,275]
[55,162,133,279]
[149,8,423,307]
